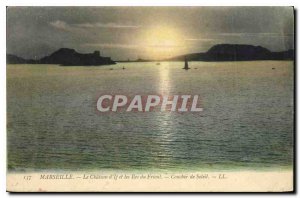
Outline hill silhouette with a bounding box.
[7,44,294,65]
[168,44,294,61]
[7,48,116,66]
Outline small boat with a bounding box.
[183,57,190,70]
[156,62,160,65]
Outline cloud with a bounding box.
[49,20,70,31]
[214,32,293,37]
[146,44,184,48]
[83,43,184,50]
[184,33,293,44]
[185,33,293,42]
[185,38,219,42]
[50,20,140,31]
[74,22,140,29]
[83,43,139,49]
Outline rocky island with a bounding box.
[7,44,294,65]
[168,44,294,61]
[7,48,116,66]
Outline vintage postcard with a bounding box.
[6,6,294,192]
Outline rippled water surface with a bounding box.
[7,61,294,171]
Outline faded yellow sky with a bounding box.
[7,7,294,60]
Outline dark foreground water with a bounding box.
[7,61,294,171]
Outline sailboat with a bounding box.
[183,57,190,70]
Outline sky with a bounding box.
[7,7,294,60]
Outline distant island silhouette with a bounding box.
[7,48,116,66]
[168,44,294,62]
[7,44,294,65]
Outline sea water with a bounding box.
[7,61,294,171]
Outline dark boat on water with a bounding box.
[183,57,190,70]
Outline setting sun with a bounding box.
[140,26,185,59]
